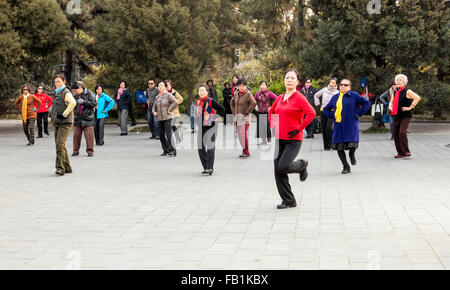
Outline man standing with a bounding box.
[71,83,97,157]
[146,79,159,139]
[207,80,218,101]
[300,78,318,138]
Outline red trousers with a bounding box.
[237,124,250,155]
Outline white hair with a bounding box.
[395,74,408,85]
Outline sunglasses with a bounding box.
[340,84,351,87]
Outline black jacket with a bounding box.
[222,88,232,113]
[208,86,218,101]
[300,86,318,107]
[74,88,96,127]
[114,89,132,110]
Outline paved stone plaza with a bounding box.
[0,120,449,270]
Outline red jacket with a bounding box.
[269,91,316,141]
[34,93,53,113]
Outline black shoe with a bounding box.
[131,123,137,126]
[350,156,357,166]
[65,169,72,174]
[341,166,351,174]
[299,160,308,182]
[44,131,50,136]
[55,170,65,176]
[305,135,312,139]
[30,139,35,145]
[88,153,94,157]
[239,154,250,158]
[26,142,31,146]
[96,143,100,146]
[120,133,128,136]
[277,202,297,209]
[201,170,209,175]
[37,135,43,139]
[161,152,168,156]
[324,148,331,151]
[72,152,79,156]
[168,151,176,157]
[206,169,213,176]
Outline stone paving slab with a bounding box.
[0,120,449,270]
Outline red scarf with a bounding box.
[392,86,406,116]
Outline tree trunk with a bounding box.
[64,50,73,84]
[298,0,304,27]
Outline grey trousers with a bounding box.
[119,109,128,134]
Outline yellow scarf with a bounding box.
[22,94,29,123]
[335,92,344,123]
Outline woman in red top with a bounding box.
[269,70,316,209]
[34,84,53,138]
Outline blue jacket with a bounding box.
[323,91,371,144]
[96,92,114,119]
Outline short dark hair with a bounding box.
[331,77,339,83]
[119,81,127,88]
[207,80,214,85]
[285,69,300,81]
[236,78,247,86]
[341,79,352,85]
[71,84,81,90]
[259,80,267,86]
[21,84,31,92]
[35,84,44,94]
[95,84,104,94]
[224,82,231,87]
[54,74,66,82]
[165,79,173,89]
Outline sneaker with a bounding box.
[72,152,79,156]
[161,152,168,156]
[55,170,65,176]
[394,154,404,159]
[239,154,250,158]
[404,152,411,157]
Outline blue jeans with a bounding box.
[389,115,394,138]
[147,104,159,137]
[190,115,195,130]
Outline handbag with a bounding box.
[371,99,384,121]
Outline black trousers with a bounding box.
[305,118,316,137]
[198,126,217,170]
[158,119,175,154]
[94,117,106,145]
[320,111,333,149]
[36,112,49,135]
[128,102,136,125]
[274,139,303,205]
